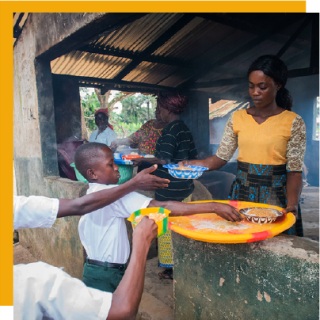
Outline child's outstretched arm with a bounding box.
[57,165,169,218]
[148,200,242,222]
[107,217,157,320]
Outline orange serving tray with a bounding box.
[169,200,296,243]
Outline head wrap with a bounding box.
[95,108,114,130]
[157,93,188,115]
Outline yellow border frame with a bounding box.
[0,0,306,307]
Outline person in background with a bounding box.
[181,55,306,237]
[131,93,198,279]
[14,167,170,320]
[110,104,167,172]
[89,109,118,148]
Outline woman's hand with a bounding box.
[178,160,198,167]
[110,140,119,151]
[132,158,145,167]
[282,204,299,218]
[212,203,243,222]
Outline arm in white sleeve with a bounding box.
[13,196,59,230]
[14,262,112,320]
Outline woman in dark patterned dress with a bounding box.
[111,105,167,172]
[133,93,198,279]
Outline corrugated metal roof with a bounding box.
[51,51,132,79]
[48,13,316,96]
[14,13,29,44]
[91,13,182,53]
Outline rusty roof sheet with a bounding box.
[51,51,132,79]
[48,13,315,96]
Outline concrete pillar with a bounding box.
[172,232,319,320]
[52,76,82,144]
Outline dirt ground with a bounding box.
[13,186,318,319]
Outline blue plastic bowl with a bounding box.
[163,164,209,179]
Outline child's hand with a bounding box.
[213,203,243,222]
[133,165,170,190]
[133,216,158,246]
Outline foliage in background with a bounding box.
[80,88,157,138]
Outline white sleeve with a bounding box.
[106,130,118,146]
[14,196,59,230]
[113,192,152,218]
[89,130,96,142]
[14,262,112,320]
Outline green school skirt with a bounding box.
[83,259,126,293]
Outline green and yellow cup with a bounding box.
[127,207,170,237]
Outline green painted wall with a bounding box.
[172,233,319,320]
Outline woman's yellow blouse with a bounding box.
[216,109,306,171]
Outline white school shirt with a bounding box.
[14,262,112,320]
[14,195,59,230]
[13,195,113,320]
[89,127,118,146]
[78,183,152,264]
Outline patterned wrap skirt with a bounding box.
[229,161,303,237]
[158,194,192,268]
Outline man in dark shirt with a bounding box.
[154,119,198,201]
[132,93,198,279]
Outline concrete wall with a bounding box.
[52,77,82,144]
[172,233,319,320]
[13,13,106,278]
[286,74,319,187]
[181,92,211,159]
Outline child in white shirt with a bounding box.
[74,142,241,292]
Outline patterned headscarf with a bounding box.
[95,108,114,130]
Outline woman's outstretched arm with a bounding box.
[179,114,237,171]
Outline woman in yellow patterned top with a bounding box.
[181,55,306,236]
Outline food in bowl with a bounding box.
[239,207,283,224]
[246,208,277,217]
[135,213,166,223]
[174,165,195,171]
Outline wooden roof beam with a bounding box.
[52,73,177,93]
[276,17,311,58]
[79,44,197,70]
[192,67,318,89]
[113,14,196,81]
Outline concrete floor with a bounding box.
[300,186,319,241]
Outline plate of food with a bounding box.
[239,207,283,224]
[163,164,209,179]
